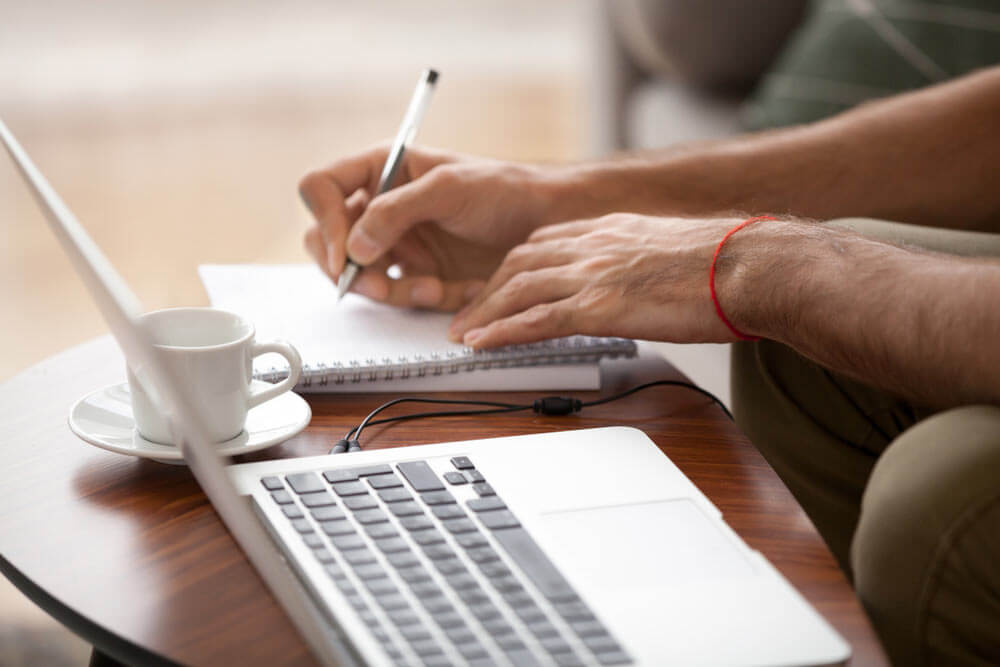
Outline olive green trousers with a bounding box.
[731,219,1000,666]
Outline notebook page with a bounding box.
[199,264,600,391]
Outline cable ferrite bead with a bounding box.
[533,396,583,416]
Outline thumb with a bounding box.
[346,166,459,265]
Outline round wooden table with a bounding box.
[0,337,886,666]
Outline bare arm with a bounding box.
[548,67,1000,232]
[722,221,1000,406]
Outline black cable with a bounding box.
[329,378,733,454]
[581,380,734,421]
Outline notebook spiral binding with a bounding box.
[255,336,637,387]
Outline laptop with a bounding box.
[1,117,851,667]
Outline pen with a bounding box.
[336,68,440,301]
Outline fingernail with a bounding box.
[299,190,313,212]
[347,229,380,264]
[411,283,440,307]
[464,328,483,345]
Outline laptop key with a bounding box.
[479,510,520,530]
[421,597,454,615]
[541,636,573,654]
[343,494,379,511]
[450,456,474,470]
[343,548,376,565]
[482,618,515,636]
[431,504,467,520]
[302,534,324,550]
[527,620,560,638]
[386,551,421,569]
[467,546,500,563]
[261,475,284,490]
[281,505,304,519]
[387,609,421,626]
[409,638,443,656]
[464,469,486,483]
[398,567,432,584]
[492,526,577,602]
[468,496,506,512]
[400,625,432,642]
[554,601,595,622]
[323,469,360,484]
[271,490,294,505]
[312,548,336,564]
[330,534,366,550]
[443,471,468,485]
[365,523,399,540]
[479,562,512,578]
[354,508,389,524]
[364,579,399,596]
[300,491,337,508]
[472,482,496,496]
[515,604,547,623]
[553,653,586,667]
[320,520,356,536]
[324,563,346,579]
[413,530,446,546]
[502,589,536,607]
[388,501,424,517]
[378,488,413,504]
[375,537,410,553]
[420,490,456,506]
[457,586,490,605]
[423,544,457,560]
[445,626,477,644]
[570,620,607,637]
[409,581,444,599]
[446,572,480,590]
[353,563,388,580]
[367,473,403,489]
[434,559,467,576]
[594,650,632,665]
[331,481,368,496]
[375,594,410,611]
[400,515,434,532]
[311,506,346,522]
[291,518,313,533]
[584,635,622,653]
[396,461,445,492]
[455,531,489,549]
[443,518,477,534]
[456,642,488,660]
[285,472,325,494]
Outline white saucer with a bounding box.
[68,381,311,463]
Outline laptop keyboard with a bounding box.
[260,456,631,667]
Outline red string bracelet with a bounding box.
[709,215,776,342]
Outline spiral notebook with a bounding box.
[198,264,637,392]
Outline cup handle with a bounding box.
[248,340,303,409]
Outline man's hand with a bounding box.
[448,214,747,348]
[299,145,568,310]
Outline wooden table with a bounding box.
[0,337,886,666]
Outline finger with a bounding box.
[299,149,388,275]
[462,298,578,349]
[354,270,485,312]
[346,165,462,265]
[448,266,578,341]
[454,239,579,324]
[527,217,607,243]
[303,226,335,282]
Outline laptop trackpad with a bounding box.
[539,499,756,592]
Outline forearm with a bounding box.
[719,220,1000,407]
[546,67,1000,232]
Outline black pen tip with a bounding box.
[426,69,439,84]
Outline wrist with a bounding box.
[712,218,812,342]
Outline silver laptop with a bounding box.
[2,117,850,667]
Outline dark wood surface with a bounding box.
[0,336,887,666]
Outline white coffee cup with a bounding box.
[126,307,302,445]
